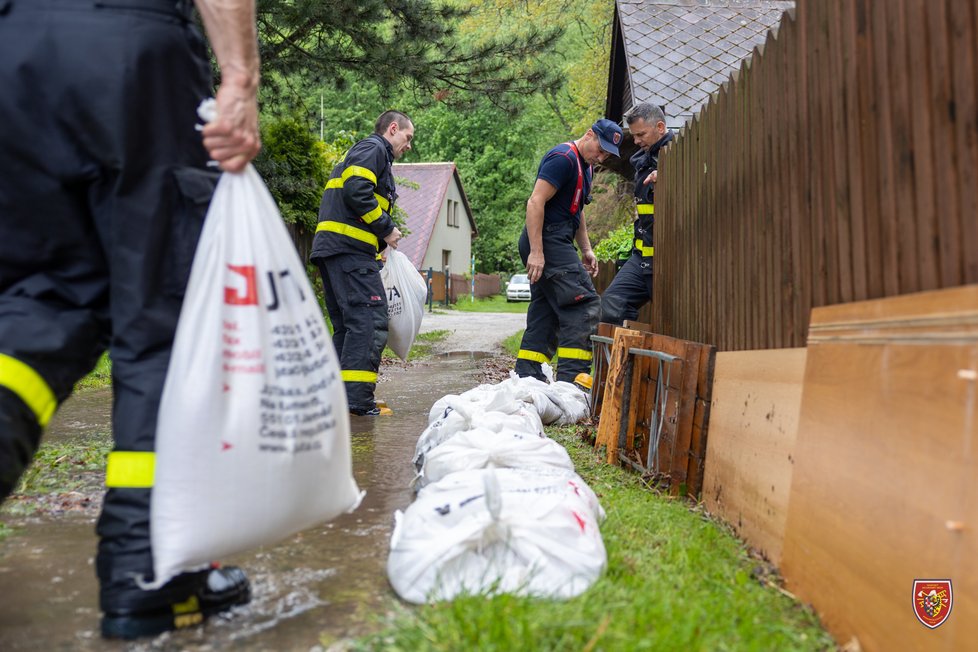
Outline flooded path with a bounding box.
[0,355,493,651]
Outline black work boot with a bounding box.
[100,565,250,640]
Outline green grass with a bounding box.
[350,425,833,652]
[383,329,452,361]
[0,522,13,542]
[501,329,524,357]
[11,430,113,497]
[450,294,530,313]
[74,352,112,391]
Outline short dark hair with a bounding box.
[374,110,412,135]
[624,103,666,127]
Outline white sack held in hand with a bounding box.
[381,249,427,361]
[149,149,362,588]
[387,469,606,604]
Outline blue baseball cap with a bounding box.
[592,118,623,157]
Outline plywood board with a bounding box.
[702,348,807,564]
[781,285,978,650]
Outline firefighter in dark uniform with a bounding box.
[0,0,259,639]
[516,119,623,386]
[601,103,673,325]
[311,111,411,416]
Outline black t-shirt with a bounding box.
[518,143,591,270]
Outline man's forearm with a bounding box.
[575,214,592,253]
[525,197,545,254]
[194,0,259,88]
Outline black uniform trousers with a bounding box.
[515,264,600,384]
[600,253,653,325]
[0,0,214,611]
[315,254,389,412]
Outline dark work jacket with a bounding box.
[629,130,674,271]
[311,134,397,260]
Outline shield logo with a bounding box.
[613,132,622,145]
[913,579,953,628]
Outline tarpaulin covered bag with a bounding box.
[380,249,427,361]
[148,160,362,588]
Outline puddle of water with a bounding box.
[0,357,486,651]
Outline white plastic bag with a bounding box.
[149,162,363,588]
[381,249,427,361]
[388,469,606,604]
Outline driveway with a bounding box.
[418,310,527,354]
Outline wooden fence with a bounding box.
[597,0,978,351]
[427,271,501,303]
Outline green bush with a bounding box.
[593,223,634,262]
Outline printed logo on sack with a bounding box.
[224,264,307,311]
[913,579,952,629]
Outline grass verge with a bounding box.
[501,329,524,357]
[350,425,832,652]
[74,352,112,391]
[383,329,452,362]
[449,295,529,314]
[12,430,113,497]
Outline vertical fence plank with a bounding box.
[855,0,885,299]
[950,0,978,283]
[905,0,940,292]
[887,0,922,294]
[927,0,963,288]
[841,0,869,301]
[872,0,901,296]
[809,1,833,309]
[828,1,854,304]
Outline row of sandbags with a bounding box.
[386,373,607,604]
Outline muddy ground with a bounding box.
[0,312,522,651]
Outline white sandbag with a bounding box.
[416,426,574,489]
[388,469,606,604]
[149,142,362,588]
[496,376,565,425]
[544,381,591,425]
[420,466,605,523]
[427,383,522,424]
[413,400,544,471]
[381,249,427,361]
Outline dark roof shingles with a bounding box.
[618,0,792,128]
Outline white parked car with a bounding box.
[505,273,531,302]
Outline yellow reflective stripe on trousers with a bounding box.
[634,239,654,257]
[343,165,377,185]
[316,221,379,249]
[105,451,155,488]
[0,353,56,426]
[637,203,654,215]
[517,349,549,364]
[342,370,378,383]
[557,347,592,361]
[360,205,383,224]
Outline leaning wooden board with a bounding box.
[781,285,978,650]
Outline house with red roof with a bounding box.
[392,162,477,275]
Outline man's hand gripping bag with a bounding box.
[149,164,363,588]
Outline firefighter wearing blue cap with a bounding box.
[515,119,623,387]
[600,103,673,325]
